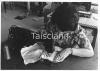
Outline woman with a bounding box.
[42,3,94,63]
[21,3,94,64]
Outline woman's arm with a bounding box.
[72,31,94,57]
[72,40,94,57]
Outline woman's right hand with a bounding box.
[54,46,62,52]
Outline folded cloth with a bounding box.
[21,43,44,65]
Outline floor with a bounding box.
[1,7,98,70]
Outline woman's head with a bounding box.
[51,3,79,32]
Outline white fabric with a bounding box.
[21,43,43,65]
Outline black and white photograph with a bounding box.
[1,0,98,70]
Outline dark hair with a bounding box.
[51,3,79,31]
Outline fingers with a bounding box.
[54,46,62,51]
[54,48,72,63]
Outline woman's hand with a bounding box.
[54,46,62,51]
[54,48,72,63]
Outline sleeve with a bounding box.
[71,26,94,57]
[77,27,93,50]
